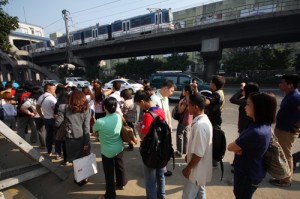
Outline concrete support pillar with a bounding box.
[203,59,220,81]
[200,38,222,82]
[0,64,8,82]
[26,68,32,81]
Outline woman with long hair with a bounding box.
[175,85,194,157]
[55,90,91,185]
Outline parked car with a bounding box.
[104,79,143,94]
[42,80,61,87]
[65,77,90,88]
[149,71,210,100]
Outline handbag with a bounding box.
[55,105,68,141]
[172,104,187,121]
[73,153,98,183]
[56,120,68,141]
[263,131,291,179]
[121,121,138,145]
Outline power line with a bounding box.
[44,18,63,29]
[71,0,121,14]
[44,0,121,31]
[75,0,170,25]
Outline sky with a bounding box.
[4,0,222,37]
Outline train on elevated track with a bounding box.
[22,9,174,53]
[21,2,280,54]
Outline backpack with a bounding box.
[17,91,32,117]
[213,127,227,181]
[140,111,175,169]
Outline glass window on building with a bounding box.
[36,31,42,36]
[17,27,28,34]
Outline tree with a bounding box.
[162,53,194,71]
[223,45,294,73]
[0,0,19,52]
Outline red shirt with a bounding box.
[140,106,166,136]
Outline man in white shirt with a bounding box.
[151,80,175,176]
[109,81,124,116]
[36,83,58,156]
[182,93,213,199]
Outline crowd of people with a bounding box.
[0,73,299,199]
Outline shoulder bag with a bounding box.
[263,131,291,179]
[121,121,138,145]
[55,105,68,141]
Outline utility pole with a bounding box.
[62,9,71,63]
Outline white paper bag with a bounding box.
[73,153,98,182]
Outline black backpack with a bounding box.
[140,111,175,169]
[213,127,227,181]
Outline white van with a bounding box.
[65,77,90,88]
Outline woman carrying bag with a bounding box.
[55,90,91,186]
[93,97,128,199]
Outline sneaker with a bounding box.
[164,170,172,177]
[269,179,291,187]
[175,151,182,158]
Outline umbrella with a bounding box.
[2,81,20,88]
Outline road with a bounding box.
[1,87,299,199]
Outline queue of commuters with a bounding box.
[1,74,299,199]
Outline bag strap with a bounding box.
[41,95,50,106]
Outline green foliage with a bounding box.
[162,53,194,71]
[58,65,68,79]
[85,65,100,80]
[223,45,294,73]
[69,68,86,77]
[0,0,19,52]
[115,56,163,79]
[114,53,194,79]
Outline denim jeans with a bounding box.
[182,180,206,199]
[176,124,190,154]
[44,118,61,154]
[234,173,261,199]
[143,164,165,199]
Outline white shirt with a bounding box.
[151,90,170,124]
[22,98,40,118]
[110,91,124,116]
[86,95,94,111]
[37,93,57,119]
[187,114,213,186]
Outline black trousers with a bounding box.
[102,151,128,199]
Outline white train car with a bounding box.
[111,8,174,39]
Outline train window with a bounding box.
[141,15,152,26]
[112,22,122,31]
[131,18,141,28]
[73,32,81,40]
[57,36,67,44]
[98,26,107,34]
[163,12,170,23]
[85,30,92,38]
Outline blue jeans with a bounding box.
[234,173,261,199]
[143,164,165,199]
[182,180,206,199]
[44,119,61,154]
